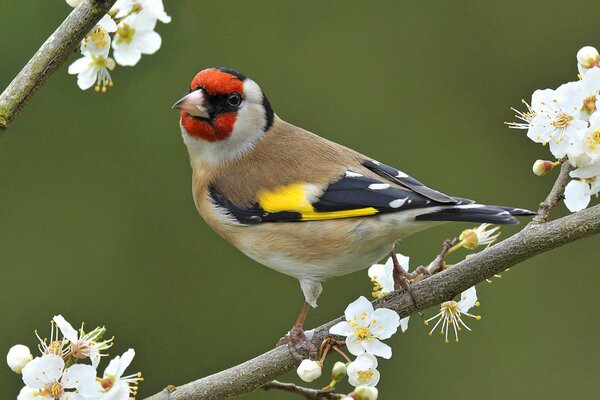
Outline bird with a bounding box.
[172,67,534,357]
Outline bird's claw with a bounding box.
[277,326,318,361]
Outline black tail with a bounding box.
[415,204,536,225]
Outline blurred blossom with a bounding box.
[351,385,379,400]
[424,286,480,343]
[329,296,400,359]
[113,13,162,66]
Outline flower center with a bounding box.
[101,377,114,390]
[45,340,65,356]
[551,112,573,129]
[459,230,479,249]
[441,301,459,318]
[117,23,136,44]
[357,370,374,383]
[587,130,600,150]
[42,381,64,398]
[355,327,372,340]
[583,95,597,115]
[89,27,109,50]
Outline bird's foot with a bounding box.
[277,326,318,361]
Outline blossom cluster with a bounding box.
[295,224,495,398]
[6,315,141,400]
[66,0,170,92]
[509,45,600,211]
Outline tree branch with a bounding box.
[143,204,600,400]
[0,0,117,130]
[262,381,345,400]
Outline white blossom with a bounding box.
[458,223,500,250]
[68,51,115,92]
[329,296,400,359]
[331,361,347,381]
[347,354,380,387]
[17,386,38,400]
[424,286,481,343]
[352,386,379,400]
[21,354,97,400]
[81,15,117,56]
[114,0,171,24]
[577,46,600,74]
[296,359,322,383]
[564,179,594,212]
[53,315,113,368]
[91,349,143,399]
[7,345,33,373]
[112,13,162,66]
[368,256,410,332]
[65,0,82,7]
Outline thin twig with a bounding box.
[0,0,117,130]
[142,204,600,400]
[262,381,346,400]
[530,160,574,224]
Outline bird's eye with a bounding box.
[227,93,242,107]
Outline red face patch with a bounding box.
[190,68,244,95]
[180,112,237,142]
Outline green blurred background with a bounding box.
[1,1,598,399]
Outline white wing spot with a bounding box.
[345,170,363,178]
[368,183,390,190]
[396,170,408,178]
[370,160,381,165]
[389,198,408,208]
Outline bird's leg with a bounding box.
[390,250,423,309]
[276,302,318,361]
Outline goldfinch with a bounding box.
[173,67,533,353]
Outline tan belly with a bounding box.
[197,193,439,281]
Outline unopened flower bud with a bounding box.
[351,386,379,400]
[532,159,558,176]
[7,345,33,373]
[296,359,322,382]
[331,361,347,381]
[66,0,82,7]
[577,46,600,69]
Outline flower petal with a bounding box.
[77,67,97,90]
[135,30,161,55]
[329,321,354,337]
[564,180,591,212]
[22,355,64,389]
[457,286,478,312]
[113,44,142,66]
[62,364,96,389]
[345,336,366,357]
[67,57,91,75]
[362,339,392,359]
[399,316,410,333]
[344,296,373,327]
[116,349,135,377]
[369,308,400,339]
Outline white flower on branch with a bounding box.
[93,349,143,399]
[7,344,33,374]
[424,286,481,343]
[296,359,322,383]
[114,0,171,24]
[577,46,600,75]
[112,13,162,66]
[21,354,97,400]
[456,223,500,251]
[351,385,379,400]
[81,15,117,56]
[53,315,113,368]
[347,354,380,387]
[330,296,400,359]
[17,386,38,400]
[368,256,410,332]
[68,51,116,92]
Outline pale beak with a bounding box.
[172,90,210,119]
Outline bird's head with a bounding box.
[173,67,274,164]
